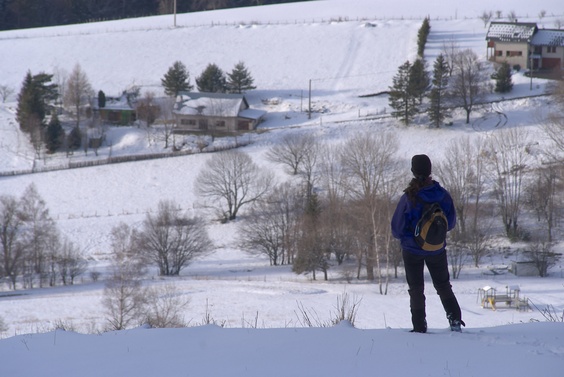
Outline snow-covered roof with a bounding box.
[174,92,248,117]
[95,92,136,111]
[532,29,564,47]
[239,108,267,120]
[486,22,537,43]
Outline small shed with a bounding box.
[511,261,544,277]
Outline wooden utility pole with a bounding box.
[308,79,312,119]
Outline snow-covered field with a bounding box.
[1,1,564,376]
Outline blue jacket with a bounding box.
[390,180,456,255]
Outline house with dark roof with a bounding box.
[531,29,564,70]
[173,92,266,134]
[486,21,564,73]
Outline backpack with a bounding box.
[414,202,448,252]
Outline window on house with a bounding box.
[495,50,503,57]
[215,120,226,128]
[534,46,542,54]
[547,46,556,53]
[180,119,196,126]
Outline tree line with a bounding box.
[0,0,309,31]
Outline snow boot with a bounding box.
[448,314,465,332]
[411,309,427,333]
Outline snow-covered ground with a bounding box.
[1,1,564,376]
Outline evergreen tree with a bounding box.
[409,59,430,104]
[161,61,193,97]
[428,54,450,128]
[417,17,431,57]
[45,112,64,153]
[16,71,58,136]
[494,61,513,93]
[388,61,418,125]
[32,73,58,108]
[98,90,106,108]
[67,126,82,151]
[196,63,227,93]
[227,61,256,94]
[16,71,45,134]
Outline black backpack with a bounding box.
[414,202,448,252]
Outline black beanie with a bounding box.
[411,154,432,178]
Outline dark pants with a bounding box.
[402,249,461,327]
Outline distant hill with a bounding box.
[0,0,311,32]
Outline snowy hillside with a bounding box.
[1,0,564,376]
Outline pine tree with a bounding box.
[417,17,431,57]
[98,90,106,108]
[388,61,418,125]
[409,59,430,104]
[196,63,227,93]
[32,73,58,107]
[45,112,64,153]
[494,61,513,93]
[161,61,193,97]
[227,61,256,94]
[16,71,45,134]
[67,126,82,150]
[428,54,450,128]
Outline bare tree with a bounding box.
[103,223,148,331]
[524,166,563,243]
[266,132,317,175]
[436,136,486,235]
[300,135,321,198]
[486,128,531,240]
[144,284,189,328]
[450,49,489,124]
[52,66,68,108]
[340,131,398,284]
[441,37,459,77]
[64,63,93,128]
[523,240,561,277]
[135,200,212,276]
[541,81,564,163]
[480,10,493,27]
[156,96,176,149]
[195,150,274,221]
[0,84,14,103]
[19,184,59,288]
[507,10,517,23]
[0,195,25,290]
[137,91,160,127]
[56,239,87,285]
[293,192,330,281]
[239,183,303,266]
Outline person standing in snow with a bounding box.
[391,154,465,333]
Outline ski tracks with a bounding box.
[472,102,508,132]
